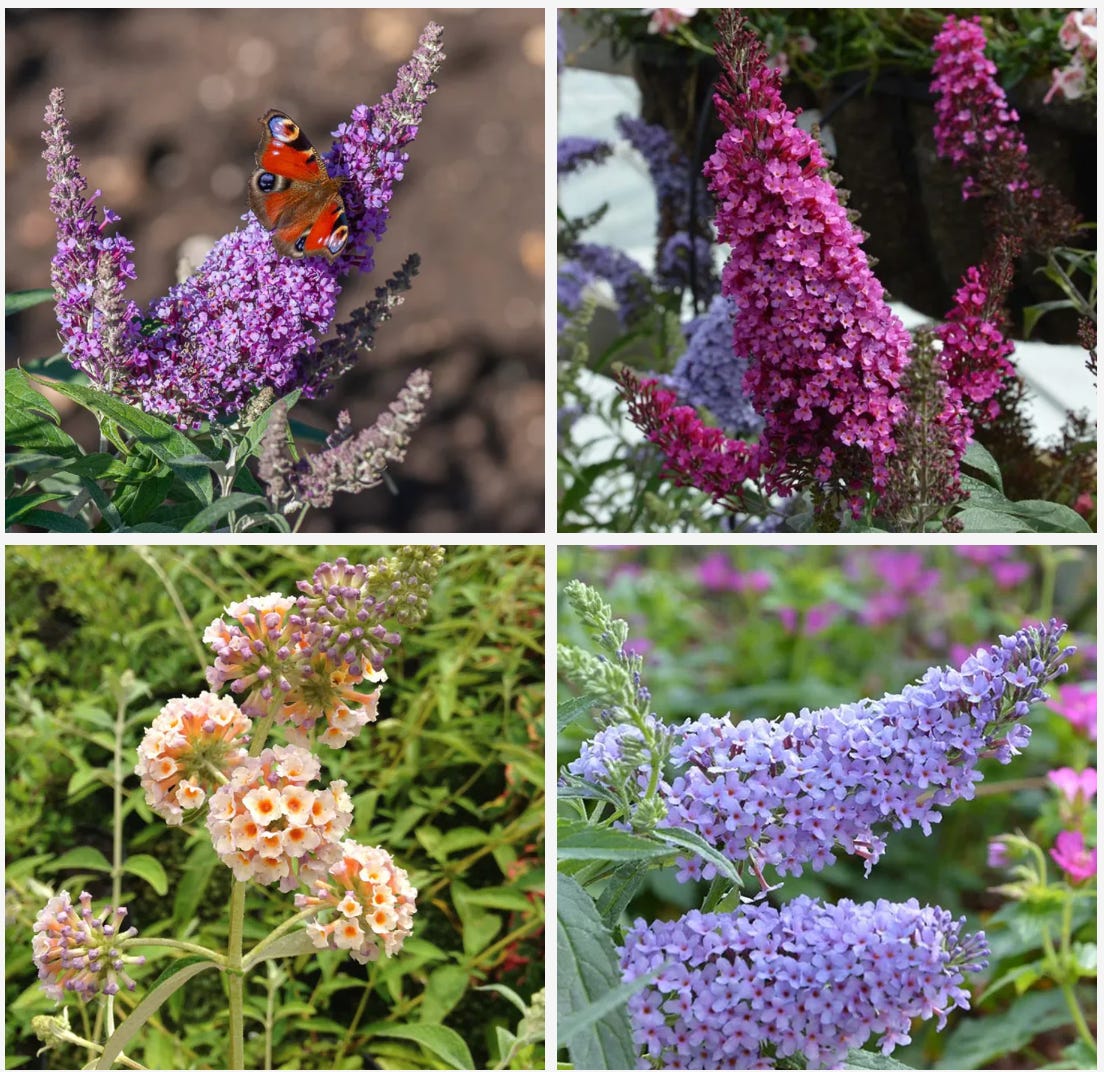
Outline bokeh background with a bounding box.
[6,8,545,532]
[558,545,1096,1068]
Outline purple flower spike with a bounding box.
[569,620,1073,882]
[41,23,444,429]
[619,897,988,1069]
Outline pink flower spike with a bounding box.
[1047,766,1097,804]
[1049,830,1097,883]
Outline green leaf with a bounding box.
[242,930,321,969]
[557,872,637,1070]
[558,693,606,731]
[844,1048,915,1069]
[960,441,1003,492]
[5,370,77,454]
[95,956,219,1070]
[7,507,93,532]
[35,378,213,506]
[180,491,273,532]
[1072,941,1097,978]
[46,846,112,873]
[936,988,1079,1068]
[474,982,529,1017]
[369,1024,474,1070]
[558,826,672,862]
[238,389,301,459]
[6,288,54,316]
[421,964,470,1024]
[122,854,168,896]
[594,861,648,929]
[654,825,745,885]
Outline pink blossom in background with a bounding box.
[930,15,1035,200]
[1044,58,1089,103]
[623,637,654,659]
[645,8,697,35]
[767,51,790,77]
[991,559,1032,588]
[1047,766,1097,804]
[1049,829,1097,883]
[955,547,1011,565]
[778,603,841,635]
[698,552,738,592]
[697,553,772,594]
[987,838,1010,869]
[1050,683,1098,740]
[949,643,972,668]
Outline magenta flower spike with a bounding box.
[622,11,912,516]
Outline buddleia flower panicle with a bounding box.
[204,550,443,748]
[569,620,1073,881]
[663,294,762,437]
[615,114,717,298]
[931,15,1080,250]
[33,891,145,1003]
[624,10,911,516]
[619,897,989,1069]
[295,839,417,963]
[557,135,612,176]
[135,692,251,825]
[259,368,432,514]
[41,24,444,428]
[206,744,353,892]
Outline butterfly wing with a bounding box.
[248,110,349,261]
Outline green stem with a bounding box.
[1037,548,1058,620]
[227,880,247,1070]
[1059,896,1096,1052]
[111,685,127,908]
[128,937,225,963]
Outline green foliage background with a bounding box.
[6,544,545,1071]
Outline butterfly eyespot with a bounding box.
[293,234,308,254]
[256,171,278,193]
[269,115,299,142]
[327,227,349,255]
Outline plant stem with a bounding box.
[227,880,246,1070]
[112,684,127,908]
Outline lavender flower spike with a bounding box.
[259,368,432,512]
[620,896,989,1069]
[42,23,444,429]
[41,87,137,395]
[570,620,1073,882]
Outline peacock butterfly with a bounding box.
[248,109,349,261]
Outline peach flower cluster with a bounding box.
[205,745,353,892]
[296,839,417,964]
[135,692,251,825]
[202,586,387,749]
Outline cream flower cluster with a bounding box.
[206,745,353,892]
[135,692,251,825]
[296,839,417,964]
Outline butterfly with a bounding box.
[248,109,349,261]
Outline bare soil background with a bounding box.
[6,8,545,533]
